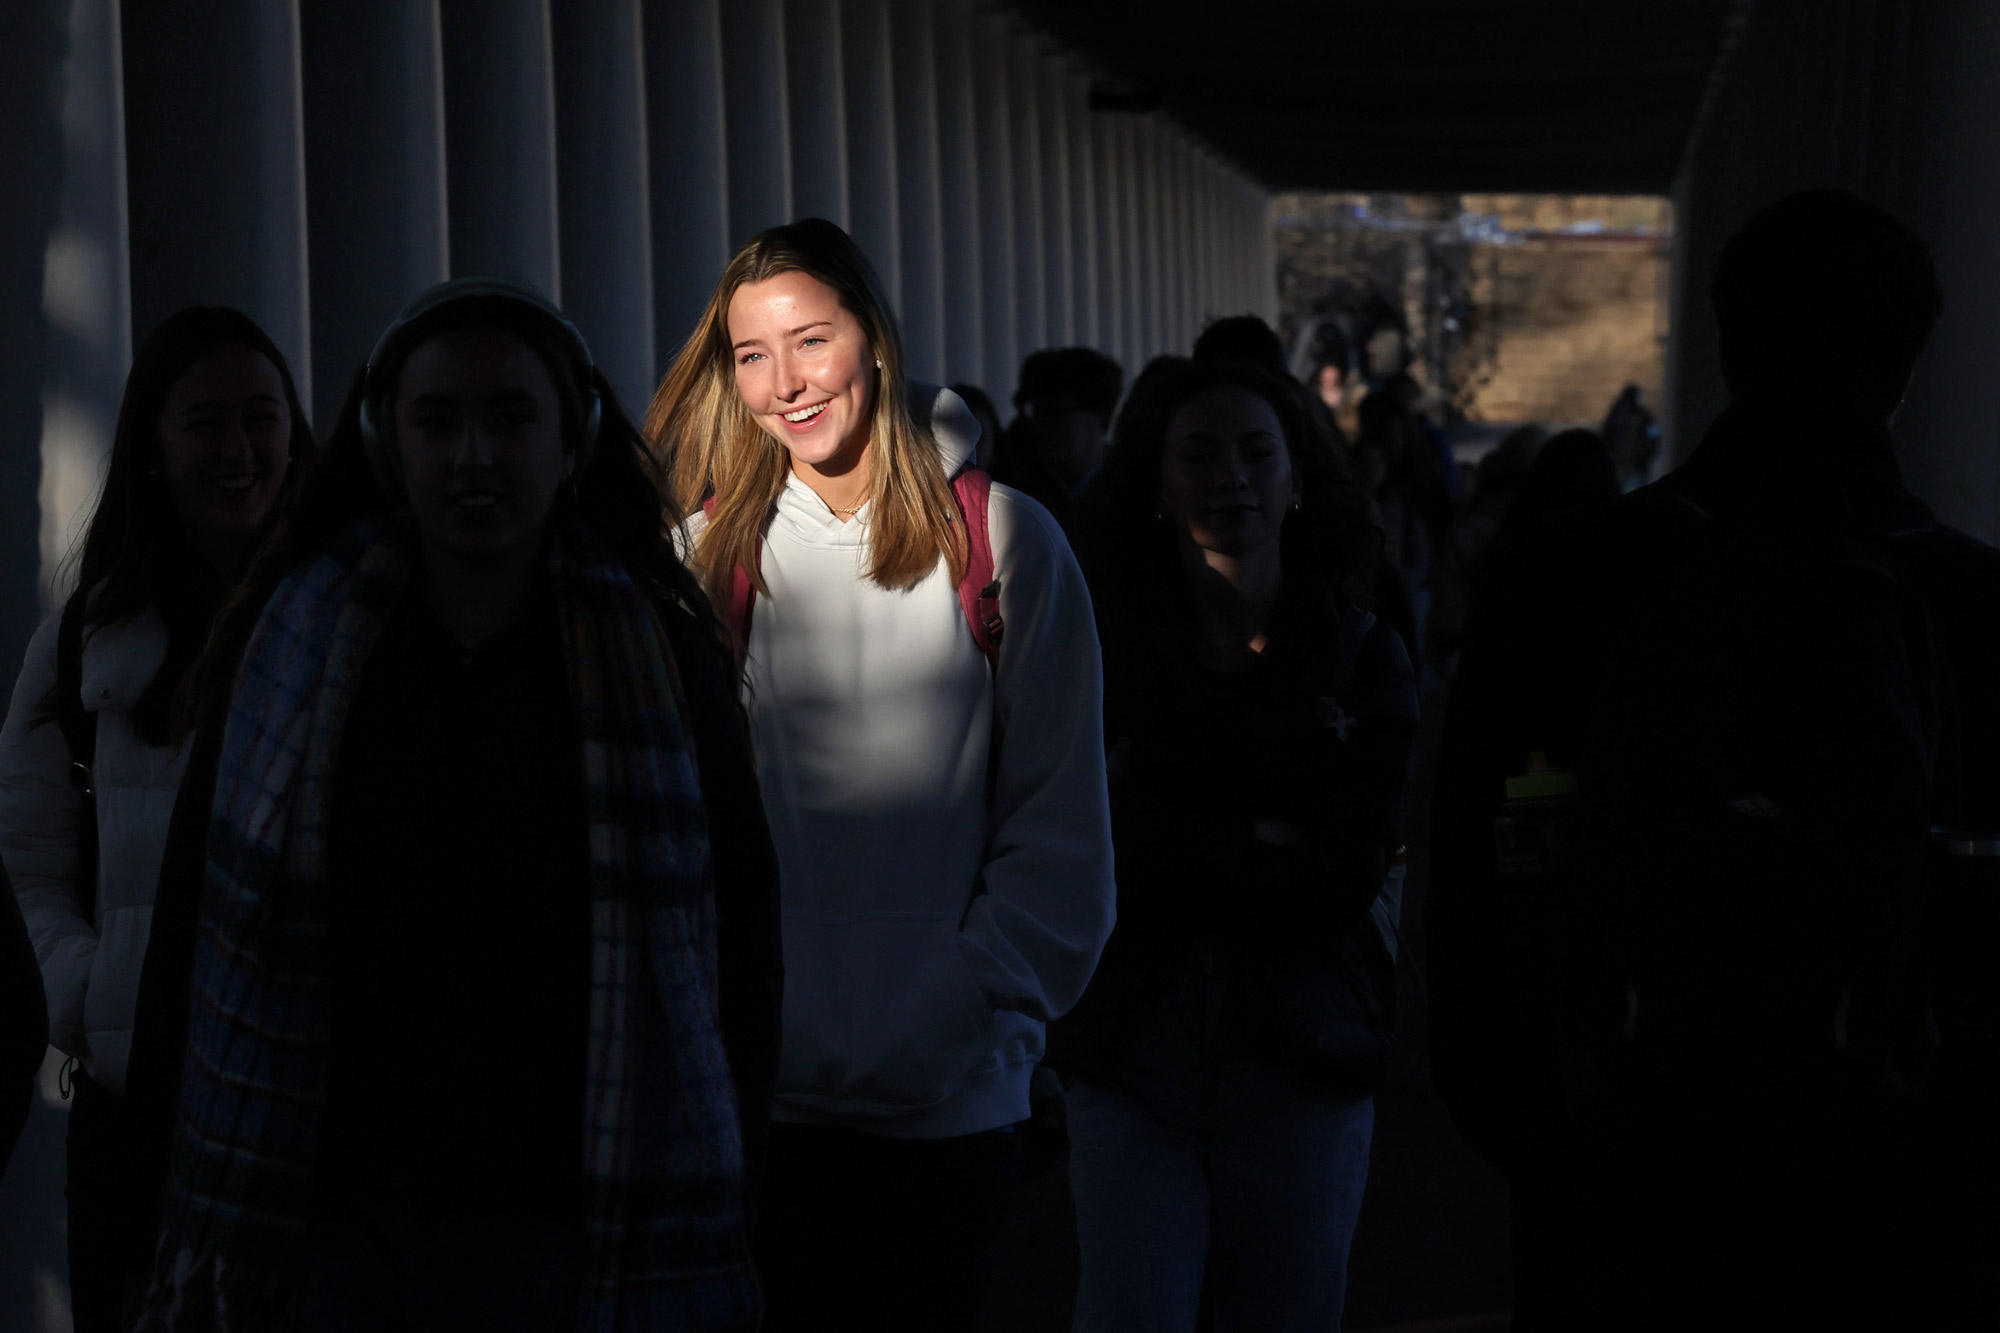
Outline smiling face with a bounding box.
[727,270,876,474]
[155,345,292,565]
[1158,384,1297,560]
[393,327,570,566]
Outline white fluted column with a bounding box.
[1226,173,1248,318]
[970,8,1015,396]
[1199,155,1221,321]
[842,0,899,303]
[1006,32,1045,365]
[1168,133,1184,350]
[1182,142,1205,338]
[6,75,114,1319]
[1174,136,1198,346]
[552,0,654,409]
[1037,54,1073,347]
[1066,72,1098,353]
[1115,114,1145,372]
[646,0,731,352]
[123,0,311,399]
[1091,103,1125,372]
[931,0,981,385]
[1252,182,1276,322]
[784,0,848,227]
[720,0,794,243]
[38,0,130,612]
[1184,149,1200,322]
[889,0,945,381]
[301,0,447,424]
[441,0,559,297]
[1134,118,1164,361]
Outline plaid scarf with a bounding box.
[143,513,757,1331]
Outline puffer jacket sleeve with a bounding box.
[962,488,1117,1024]
[0,615,93,1057]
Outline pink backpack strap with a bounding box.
[950,465,1003,668]
[703,494,759,668]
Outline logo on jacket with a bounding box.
[1317,696,1357,740]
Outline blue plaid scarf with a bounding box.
[143,513,758,1331]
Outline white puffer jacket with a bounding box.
[0,605,189,1094]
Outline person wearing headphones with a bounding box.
[133,280,778,1331]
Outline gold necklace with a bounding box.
[829,499,867,518]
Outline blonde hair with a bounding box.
[647,218,966,596]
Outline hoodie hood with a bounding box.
[912,382,980,476]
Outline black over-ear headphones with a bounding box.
[358,277,604,500]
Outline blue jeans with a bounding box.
[1067,1064,1374,1333]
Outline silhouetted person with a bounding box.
[1052,360,1415,1331]
[1190,313,1289,377]
[1110,356,1192,456]
[992,346,1125,536]
[1599,384,1658,490]
[1,863,44,1171]
[1429,189,2000,1330]
[0,306,314,1332]
[1424,422,1560,668]
[1195,312,1351,456]
[135,280,776,1330]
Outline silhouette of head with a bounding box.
[1010,347,1125,486]
[1192,315,1289,379]
[1712,190,1940,418]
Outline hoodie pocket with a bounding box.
[776,912,996,1117]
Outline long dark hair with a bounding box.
[56,306,314,744]
[1086,359,1382,606]
[182,300,717,735]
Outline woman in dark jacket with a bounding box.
[129,279,779,1332]
[1057,360,1418,1332]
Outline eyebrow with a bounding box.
[180,394,282,415]
[732,320,833,350]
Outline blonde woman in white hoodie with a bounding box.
[0,306,311,1332]
[649,218,1116,1331]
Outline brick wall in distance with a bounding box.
[1457,233,1670,427]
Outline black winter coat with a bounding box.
[1048,557,1418,1092]
[1428,401,2000,1171]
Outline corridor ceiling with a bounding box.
[1009,0,1744,195]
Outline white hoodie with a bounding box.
[689,385,1115,1138]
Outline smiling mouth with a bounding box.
[209,474,260,494]
[450,491,501,511]
[783,401,830,423]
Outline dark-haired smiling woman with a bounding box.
[136,280,776,1332]
[1053,360,1417,1332]
[0,306,312,1333]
